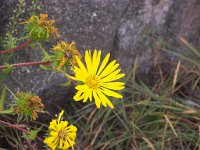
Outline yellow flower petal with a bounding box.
[60,121,68,129]
[96,90,114,109]
[93,50,101,75]
[59,139,64,149]
[73,67,87,82]
[85,50,93,74]
[100,87,123,99]
[99,60,119,78]
[58,110,64,123]
[67,125,78,132]
[83,87,90,102]
[44,136,58,150]
[93,90,101,108]
[97,53,110,76]
[96,89,107,107]
[50,131,58,137]
[73,90,84,101]
[101,72,125,83]
[66,136,75,146]
[57,57,67,71]
[101,82,125,90]
[66,73,78,81]
[49,120,58,130]
[76,57,88,75]
[62,139,71,149]
[92,49,101,75]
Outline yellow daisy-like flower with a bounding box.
[44,110,77,150]
[52,41,82,71]
[67,50,125,109]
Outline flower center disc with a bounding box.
[58,129,66,139]
[86,76,101,89]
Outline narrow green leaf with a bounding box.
[0,88,6,110]
[40,64,52,71]
[0,107,14,114]
[36,42,49,57]
[6,32,16,49]
[59,81,71,87]
[22,126,43,140]
[2,65,13,73]
[6,88,18,100]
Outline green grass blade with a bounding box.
[0,87,6,110]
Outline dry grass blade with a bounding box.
[132,56,139,81]
[164,114,178,137]
[177,35,200,58]
[172,60,181,89]
[142,137,156,150]
[183,109,199,114]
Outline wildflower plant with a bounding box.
[0,12,125,149]
[0,7,199,150]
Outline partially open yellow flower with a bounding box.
[44,110,77,150]
[67,50,125,109]
[52,41,82,71]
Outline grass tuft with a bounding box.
[66,35,200,150]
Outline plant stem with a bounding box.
[0,119,43,141]
[0,60,77,85]
[0,40,33,55]
[0,61,51,69]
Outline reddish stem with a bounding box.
[0,61,51,69]
[0,40,33,55]
[0,60,77,85]
[0,119,43,141]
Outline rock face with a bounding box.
[41,0,200,73]
[0,0,200,112]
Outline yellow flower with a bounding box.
[38,14,60,39]
[24,15,36,24]
[44,110,77,150]
[22,14,60,40]
[67,50,125,109]
[52,41,82,71]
